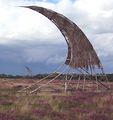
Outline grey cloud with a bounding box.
[0,40,67,64]
[46,55,65,64]
[100,55,113,73]
[23,44,67,63]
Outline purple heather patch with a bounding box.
[84,113,111,120]
[0,113,18,120]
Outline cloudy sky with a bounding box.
[0,0,113,75]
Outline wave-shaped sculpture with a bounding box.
[21,6,101,71]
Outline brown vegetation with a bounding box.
[0,78,113,120]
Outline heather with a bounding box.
[0,78,113,120]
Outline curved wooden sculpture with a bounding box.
[18,6,110,93]
[21,5,101,71]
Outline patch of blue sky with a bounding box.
[22,0,59,3]
[45,0,76,3]
[23,0,76,3]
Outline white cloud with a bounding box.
[72,0,113,57]
[0,0,113,65]
[93,33,113,56]
[0,0,64,44]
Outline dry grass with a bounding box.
[0,78,113,120]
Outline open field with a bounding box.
[0,78,113,120]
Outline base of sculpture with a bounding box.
[18,63,110,94]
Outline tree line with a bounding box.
[0,73,113,82]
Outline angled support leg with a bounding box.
[18,63,65,93]
[76,69,82,90]
[65,67,71,92]
[100,64,110,89]
[29,65,70,94]
[81,68,110,90]
[95,74,99,90]
[83,74,86,91]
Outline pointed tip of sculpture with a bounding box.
[17,5,38,9]
[17,6,28,8]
